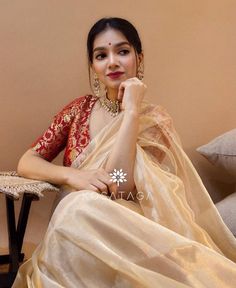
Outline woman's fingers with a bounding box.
[117,82,126,102]
[95,169,118,196]
[108,182,117,197]
[117,77,147,112]
[88,184,99,193]
[91,179,109,194]
[73,169,118,197]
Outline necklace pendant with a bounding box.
[99,96,120,117]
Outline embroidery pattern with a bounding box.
[31,95,98,166]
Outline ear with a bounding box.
[138,52,144,65]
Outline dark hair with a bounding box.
[87,17,143,65]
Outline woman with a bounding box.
[13,17,236,287]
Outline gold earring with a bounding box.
[137,62,144,80]
[93,73,101,97]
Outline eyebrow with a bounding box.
[93,41,131,53]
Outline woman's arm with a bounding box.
[105,111,139,195]
[17,149,71,185]
[18,96,118,195]
[104,77,146,196]
[17,98,77,183]
[18,149,115,194]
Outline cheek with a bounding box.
[93,63,105,76]
[128,53,137,66]
[124,57,137,74]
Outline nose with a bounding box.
[107,53,119,69]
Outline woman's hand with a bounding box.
[117,77,147,114]
[65,167,117,195]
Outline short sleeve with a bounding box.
[31,96,86,162]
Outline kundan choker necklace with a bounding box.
[99,95,120,117]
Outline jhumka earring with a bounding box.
[137,62,144,81]
[93,73,101,97]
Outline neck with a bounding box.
[106,87,118,101]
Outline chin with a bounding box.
[106,82,121,89]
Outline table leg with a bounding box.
[0,194,38,288]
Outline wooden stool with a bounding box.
[0,171,58,288]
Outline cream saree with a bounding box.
[13,103,236,288]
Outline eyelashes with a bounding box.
[119,49,130,56]
[94,49,130,60]
[95,53,106,60]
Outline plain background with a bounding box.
[0,0,235,257]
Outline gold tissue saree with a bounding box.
[13,103,236,288]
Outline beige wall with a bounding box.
[1,0,235,200]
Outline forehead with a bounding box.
[93,28,129,48]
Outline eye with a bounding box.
[119,49,130,55]
[94,53,107,60]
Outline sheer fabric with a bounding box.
[13,102,236,288]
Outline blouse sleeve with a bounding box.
[30,96,85,162]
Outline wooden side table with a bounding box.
[0,172,58,288]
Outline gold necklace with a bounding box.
[99,96,120,117]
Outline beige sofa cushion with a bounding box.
[216,192,236,236]
[197,129,236,180]
[197,129,236,236]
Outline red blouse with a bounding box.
[31,94,98,167]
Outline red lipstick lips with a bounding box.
[107,72,124,79]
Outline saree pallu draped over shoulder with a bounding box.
[13,103,236,288]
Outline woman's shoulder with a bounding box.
[63,94,97,109]
[58,94,98,117]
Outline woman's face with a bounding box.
[91,28,142,90]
